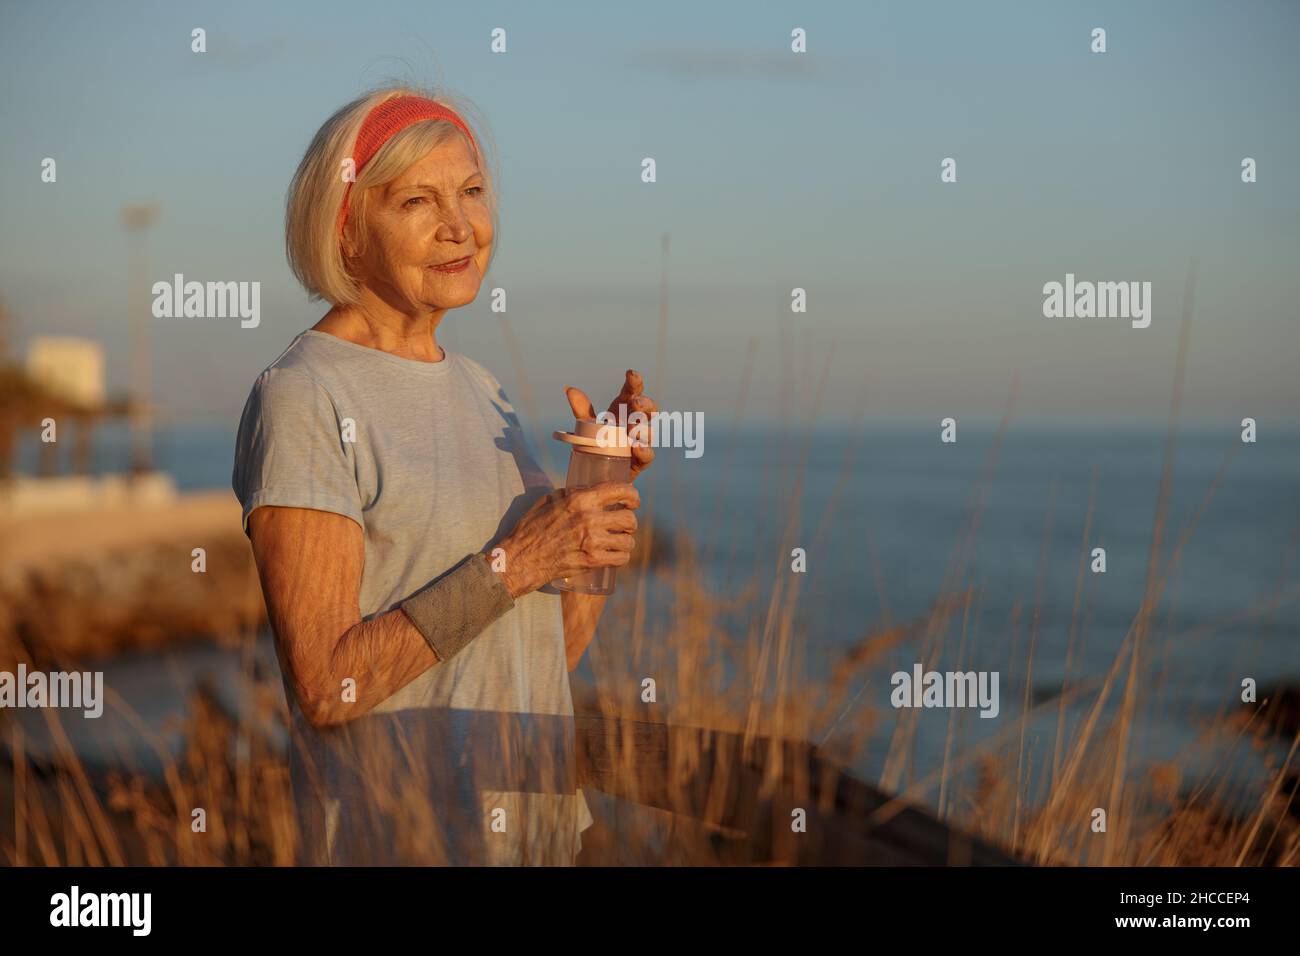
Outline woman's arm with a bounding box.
[560,591,607,671]
[249,505,446,729]
[252,481,640,728]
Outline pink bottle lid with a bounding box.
[552,417,633,457]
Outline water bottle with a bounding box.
[551,417,633,595]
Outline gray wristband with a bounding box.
[399,552,515,663]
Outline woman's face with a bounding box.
[349,134,493,313]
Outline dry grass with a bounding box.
[2,458,1296,866]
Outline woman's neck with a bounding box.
[313,298,446,363]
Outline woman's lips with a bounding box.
[429,256,472,273]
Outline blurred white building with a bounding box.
[26,336,106,410]
[0,336,176,517]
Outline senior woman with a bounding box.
[232,87,657,865]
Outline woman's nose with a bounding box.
[434,204,473,242]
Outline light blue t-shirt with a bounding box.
[232,329,593,864]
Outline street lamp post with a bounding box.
[121,203,160,476]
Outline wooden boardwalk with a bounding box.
[575,715,1023,866]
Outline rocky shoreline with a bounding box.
[0,491,266,671]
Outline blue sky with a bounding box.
[1,0,1297,428]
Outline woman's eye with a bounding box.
[403,189,479,207]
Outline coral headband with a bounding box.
[337,95,478,237]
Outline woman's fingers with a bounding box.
[571,480,640,511]
[620,384,657,468]
[565,484,637,568]
[608,369,644,413]
[582,549,632,569]
[566,372,659,483]
[571,371,657,438]
[630,444,655,475]
[590,529,635,552]
[627,397,655,430]
[565,386,598,421]
[563,522,635,572]
[618,369,643,401]
[601,507,637,533]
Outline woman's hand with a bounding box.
[496,481,640,598]
[565,369,658,481]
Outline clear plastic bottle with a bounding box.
[551,418,633,595]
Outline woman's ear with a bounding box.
[340,223,358,260]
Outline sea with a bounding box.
[11,418,1300,807]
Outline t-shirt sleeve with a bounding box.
[231,366,364,535]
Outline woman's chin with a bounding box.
[422,276,481,307]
